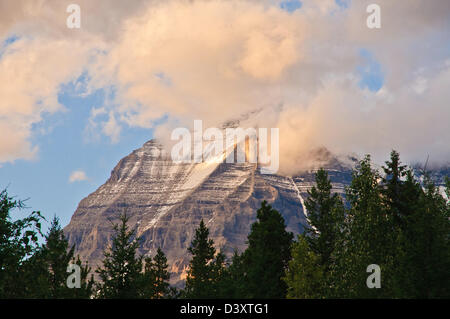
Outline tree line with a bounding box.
[0,150,449,298]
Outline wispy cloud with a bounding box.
[69,170,88,183]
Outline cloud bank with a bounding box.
[0,0,449,174]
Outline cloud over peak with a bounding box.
[0,0,449,172]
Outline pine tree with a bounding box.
[304,168,345,271]
[284,168,344,299]
[381,150,409,227]
[32,216,94,298]
[141,255,156,298]
[142,248,171,299]
[152,248,170,298]
[216,250,245,298]
[184,220,225,298]
[96,213,143,299]
[44,216,73,297]
[240,201,293,298]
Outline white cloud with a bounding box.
[0,36,94,163]
[86,0,450,171]
[1,0,449,172]
[69,170,88,183]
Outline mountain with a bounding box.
[64,138,448,285]
[63,140,353,285]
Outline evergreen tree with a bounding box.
[68,255,95,298]
[96,214,143,299]
[398,174,450,298]
[0,189,43,298]
[283,234,324,298]
[33,216,94,298]
[44,216,73,297]
[378,151,450,298]
[331,155,394,298]
[304,168,345,271]
[184,220,225,298]
[141,255,156,298]
[240,201,293,298]
[152,248,170,298]
[141,248,171,299]
[284,168,344,298]
[380,150,409,227]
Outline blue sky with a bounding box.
[0,81,154,229]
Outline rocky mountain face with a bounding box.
[64,140,353,285]
[64,139,448,286]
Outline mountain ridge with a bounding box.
[64,139,353,285]
[64,139,447,285]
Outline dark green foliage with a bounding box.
[28,216,94,298]
[0,189,43,298]
[283,234,324,299]
[395,174,450,298]
[331,155,394,298]
[141,247,171,299]
[286,168,344,298]
[0,190,93,298]
[285,151,450,299]
[152,248,170,298]
[184,219,226,298]
[304,168,345,271]
[68,255,95,298]
[239,201,294,298]
[42,216,73,297]
[96,214,143,299]
[215,250,247,298]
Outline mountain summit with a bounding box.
[64,139,353,284]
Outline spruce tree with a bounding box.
[381,150,409,227]
[96,213,143,299]
[240,201,293,298]
[284,169,345,298]
[399,174,450,298]
[304,168,345,271]
[184,220,225,298]
[332,155,393,298]
[22,216,91,298]
[36,216,94,298]
[153,248,170,298]
[216,250,245,299]
[378,151,450,298]
[142,248,171,299]
[141,255,156,298]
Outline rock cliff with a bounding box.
[63,139,353,285]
